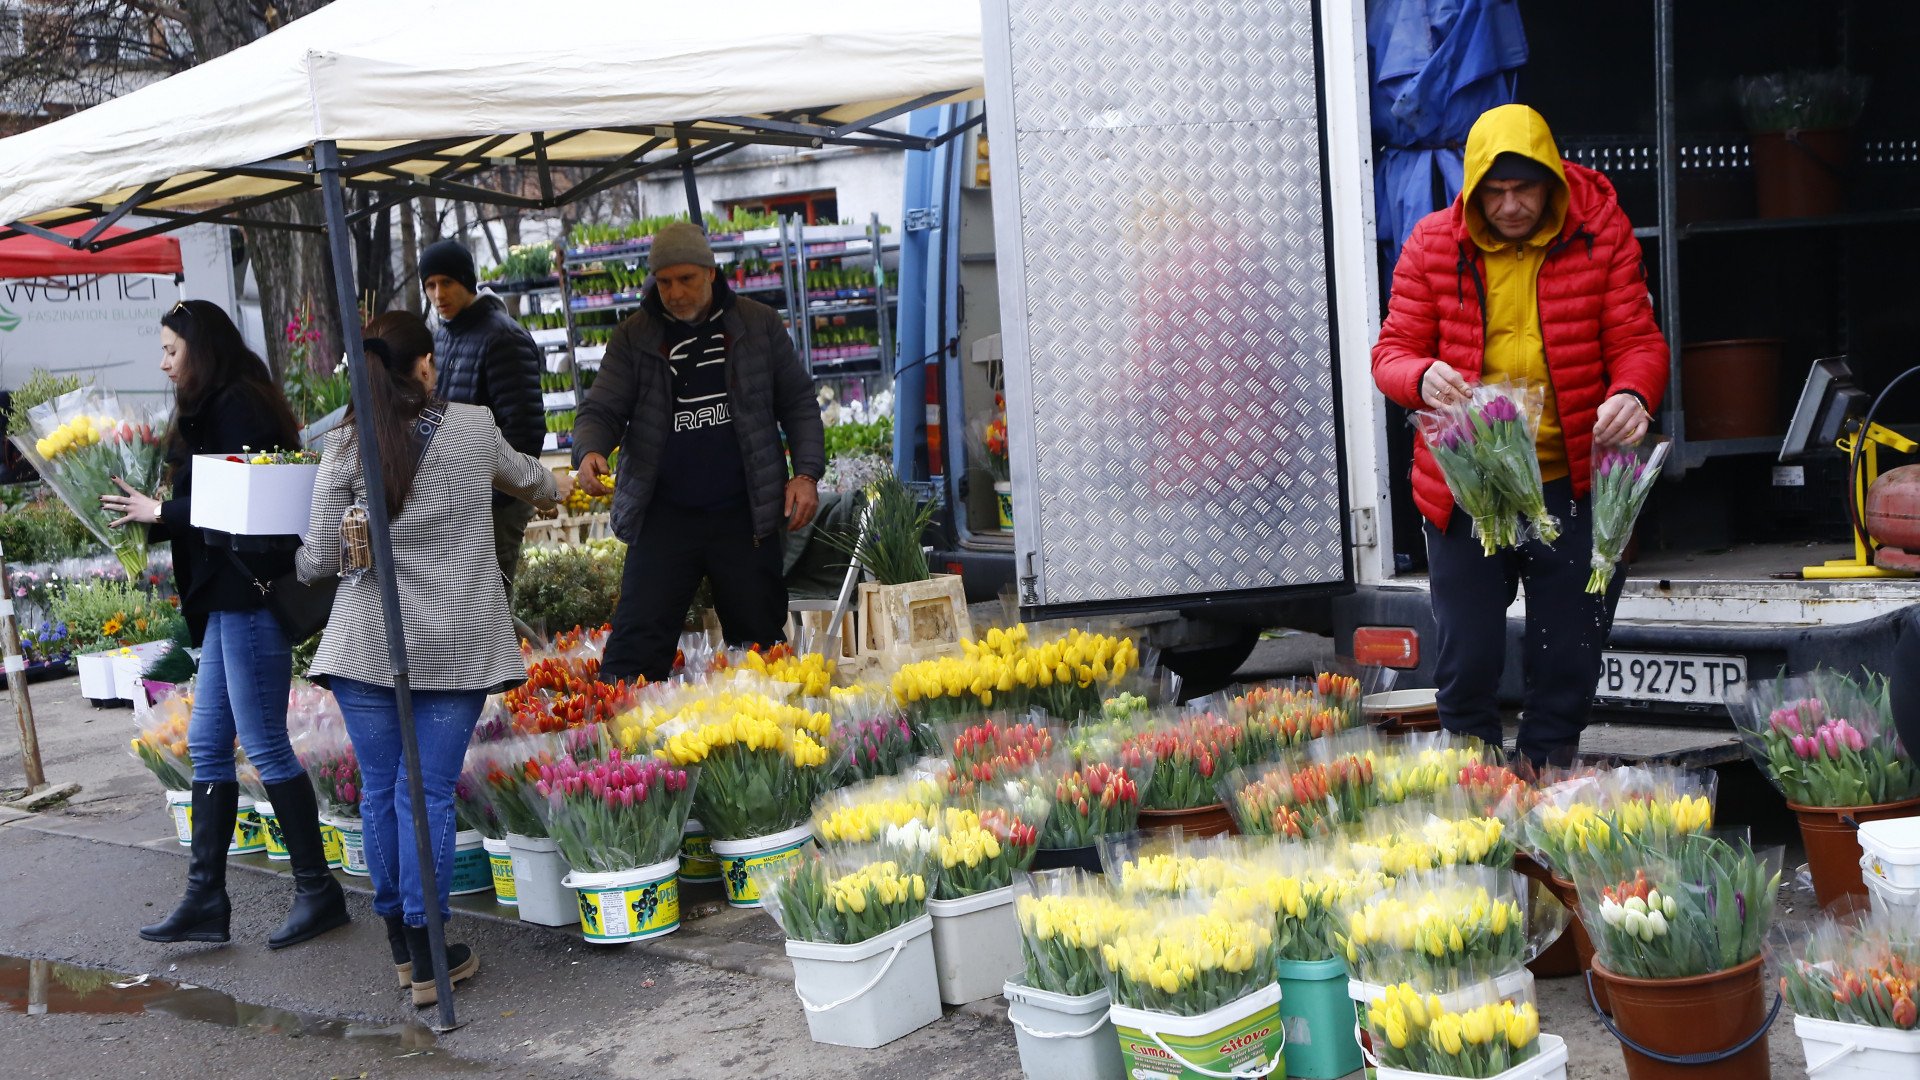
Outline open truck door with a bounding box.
[979,0,1355,627]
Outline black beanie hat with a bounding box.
[418,239,477,292]
[1483,152,1556,184]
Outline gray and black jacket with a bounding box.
[572,281,826,542]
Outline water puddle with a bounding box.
[0,954,451,1058]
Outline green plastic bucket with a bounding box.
[1274,957,1361,1079]
[1110,982,1285,1080]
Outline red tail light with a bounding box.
[1352,626,1420,669]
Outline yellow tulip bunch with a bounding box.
[32,412,117,460]
[1100,910,1276,1016]
[129,703,194,791]
[1366,982,1542,1079]
[931,803,1043,898]
[1376,741,1499,805]
[1213,857,1390,963]
[643,690,832,841]
[1359,815,1515,878]
[812,781,939,849]
[890,628,1140,722]
[1339,876,1526,984]
[763,849,930,946]
[739,648,835,698]
[1015,884,1144,996]
[1112,851,1236,897]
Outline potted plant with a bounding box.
[825,474,971,660]
[1736,69,1869,219]
[1361,980,1564,1080]
[1729,671,1920,908]
[1007,869,1138,1080]
[541,749,697,944]
[1102,903,1286,1080]
[1780,911,1920,1076]
[1128,710,1246,837]
[924,786,1049,1005]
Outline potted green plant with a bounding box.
[824,475,971,659]
[1736,69,1869,218]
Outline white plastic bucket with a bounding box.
[505,832,574,926]
[1351,967,1536,1012]
[561,859,680,944]
[1375,1032,1568,1080]
[710,823,812,909]
[785,914,941,1048]
[1856,816,1920,890]
[680,818,722,883]
[927,884,1022,1005]
[1005,978,1122,1080]
[1795,1013,1920,1079]
[254,799,291,862]
[484,836,516,906]
[450,830,492,896]
[1860,857,1920,923]
[230,797,267,855]
[165,789,191,846]
[321,814,368,876]
[1109,982,1286,1079]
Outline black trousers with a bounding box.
[1424,477,1627,765]
[601,501,787,683]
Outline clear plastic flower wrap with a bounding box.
[826,685,918,783]
[15,385,167,579]
[646,687,832,841]
[1587,437,1668,594]
[1228,678,1347,757]
[1037,737,1154,850]
[1219,752,1338,840]
[1728,669,1920,808]
[753,842,931,947]
[129,690,194,792]
[1780,911,1920,1030]
[1098,829,1239,899]
[1375,729,1504,806]
[1212,839,1391,963]
[931,778,1050,899]
[809,773,942,852]
[1567,830,1781,980]
[1100,896,1278,1017]
[467,731,572,838]
[1013,868,1141,997]
[1362,975,1544,1079]
[537,751,697,874]
[1520,764,1715,877]
[1121,708,1250,811]
[1414,379,1559,554]
[1349,790,1520,878]
[1336,866,1555,987]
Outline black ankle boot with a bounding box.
[384,915,412,988]
[141,780,236,943]
[263,776,350,949]
[403,923,477,1007]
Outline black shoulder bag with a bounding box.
[225,405,445,643]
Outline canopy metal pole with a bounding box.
[678,132,703,224]
[314,140,457,1032]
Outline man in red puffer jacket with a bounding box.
[1372,104,1670,765]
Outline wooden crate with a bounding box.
[856,574,971,662]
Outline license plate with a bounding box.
[1596,652,1747,707]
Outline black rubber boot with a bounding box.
[140,780,236,943]
[403,923,477,1008]
[384,915,412,988]
[263,775,351,949]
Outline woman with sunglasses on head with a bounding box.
[297,311,565,1006]
[102,299,350,951]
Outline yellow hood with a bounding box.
[1462,104,1569,251]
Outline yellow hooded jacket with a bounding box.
[1463,104,1569,481]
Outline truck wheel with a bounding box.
[1162,630,1260,699]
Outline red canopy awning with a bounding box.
[0,222,183,278]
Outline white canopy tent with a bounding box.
[0,0,983,243]
[0,0,984,1027]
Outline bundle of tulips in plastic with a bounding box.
[1374,730,1504,806]
[503,631,643,736]
[1211,840,1391,963]
[1101,830,1240,899]
[811,774,943,852]
[466,731,583,839]
[1350,791,1520,879]
[930,782,1050,900]
[889,625,1142,725]
[755,843,933,946]
[1565,830,1781,981]
[1310,729,1390,825]
[1455,760,1541,820]
[1123,709,1252,812]
[453,766,502,840]
[1037,741,1155,853]
[1100,901,1280,1016]
[1336,866,1542,987]
[293,723,361,821]
[1730,670,1920,809]
[735,642,835,698]
[1520,765,1717,880]
[639,686,832,842]
[1228,680,1349,757]
[534,744,698,875]
[1013,868,1144,997]
[1363,978,1548,1079]
[1414,379,1559,555]
[1220,756,1339,839]
[14,385,167,578]
[827,687,920,783]
[1314,666,1368,731]
[1780,912,1920,1031]
[1587,438,1669,594]
[130,692,193,792]
[942,713,1059,798]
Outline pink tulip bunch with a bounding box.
[539,749,698,873]
[1745,693,1920,808]
[837,714,917,782]
[303,746,361,819]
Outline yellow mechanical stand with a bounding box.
[1803,421,1919,579]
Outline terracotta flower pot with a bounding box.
[1548,873,1610,1013]
[1789,797,1920,909]
[1593,955,1777,1080]
[1516,854,1581,979]
[1136,803,1236,839]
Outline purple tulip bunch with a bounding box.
[1417,383,1558,554]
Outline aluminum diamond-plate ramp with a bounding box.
[983,0,1349,614]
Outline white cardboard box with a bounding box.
[77,640,172,704]
[189,455,320,535]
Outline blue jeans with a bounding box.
[188,608,299,784]
[331,677,485,926]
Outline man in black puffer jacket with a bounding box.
[420,238,547,586]
[573,222,825,682]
